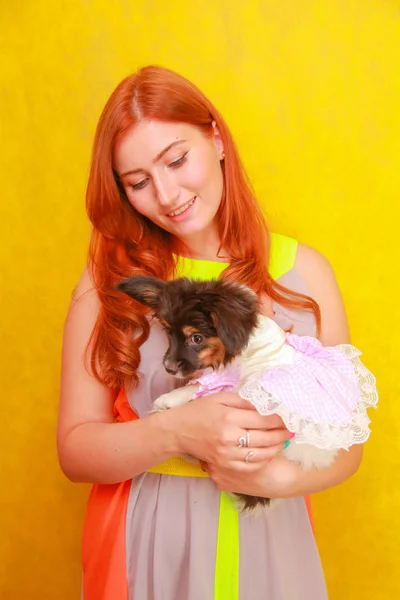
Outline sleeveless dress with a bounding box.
[82,234,330,600]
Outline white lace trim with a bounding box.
[239,351,378,450]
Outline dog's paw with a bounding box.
[152,385,199,413]
[152,394,173,412]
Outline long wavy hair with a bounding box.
[85,65,320,389]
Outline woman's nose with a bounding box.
[153,170,180,209]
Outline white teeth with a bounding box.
[169,197,195,217]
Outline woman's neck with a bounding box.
[177,226,229,262]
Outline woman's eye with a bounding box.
[131,178,149,191]
[169,151,189,168]
[190,333,204,345]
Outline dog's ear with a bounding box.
[115,275,166,310]
[209,282,259,357]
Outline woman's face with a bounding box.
[114,119,225,244]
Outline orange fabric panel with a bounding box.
[305,495,314,533]
[82,480,131,600]
[114,387,138,423]
[82,390,136,600]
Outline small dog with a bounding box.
[117,275,272,511]
[117,275,338,512]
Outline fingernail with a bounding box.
[284,440,291,449]
[289,432,296,439]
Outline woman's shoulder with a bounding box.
[295,242,334,279]
[269,232,334,282]
[65,266,100,327]
[294,242,350,345]
[271,233,332,276]
[71,266,96,299]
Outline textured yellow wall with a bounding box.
[1,1,398,598]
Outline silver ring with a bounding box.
[238,436,246,448]
[238,431,251,448]
[244,451,254,464]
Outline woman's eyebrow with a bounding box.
[119,140,187,178]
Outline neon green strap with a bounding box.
[174,254,228,279]
[214,492,239,600]
[268,233,298,280]
[175,233,298,282]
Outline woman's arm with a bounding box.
[57,268,185,483]
[292,242,363,491]
[297,242,351,347]
[207,444,362,499]
[206,243,363,498]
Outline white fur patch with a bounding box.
[283,441,338,469]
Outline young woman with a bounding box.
[58,65,362,600]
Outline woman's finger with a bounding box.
[233,428,293,449]
[212,392,258,410]
[209,443,286,476]
[235,442,286,464]
[230,410,287,431]
[206,393,286,430]
[257,414,286,430]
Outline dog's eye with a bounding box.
[190,333,204,345]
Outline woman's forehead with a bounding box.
[114,119,204,173]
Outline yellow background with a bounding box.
[1,1,398,598]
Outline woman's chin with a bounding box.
[174,217,220,244]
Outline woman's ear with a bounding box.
[115,275,165,310]
[212,120,225,160]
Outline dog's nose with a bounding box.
[163,358,179,375]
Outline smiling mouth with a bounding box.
[167,197,196,217]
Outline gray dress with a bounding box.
[123,267,328,600]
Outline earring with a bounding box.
[221,151,225,160]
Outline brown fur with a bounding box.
[199,337,226,369]
[182,325,198,337]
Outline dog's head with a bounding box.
[116,276,259,378]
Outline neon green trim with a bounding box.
[175,255,228,280]
[214,493,239,600]
[147,455,210,477]
[268,233,298,280]
[175,233,298,282]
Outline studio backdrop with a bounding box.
[0,1,398,598]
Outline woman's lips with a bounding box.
[167,196,197,221]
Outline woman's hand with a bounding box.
[205,454,297,499]
[204,444,363,500]
[168,391,292,471]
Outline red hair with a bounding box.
[85,65,320,389]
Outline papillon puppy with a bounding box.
[117,275,342,511]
